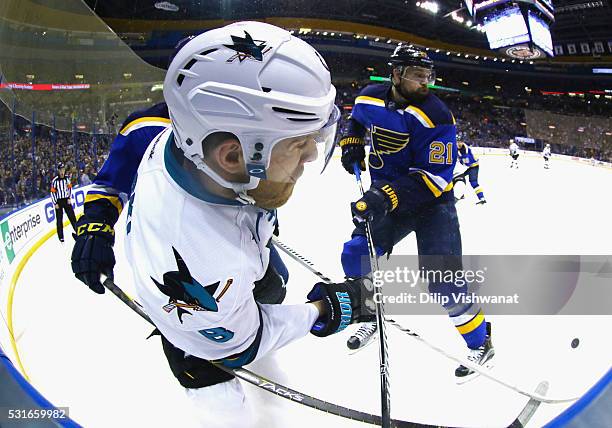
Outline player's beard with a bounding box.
[400,85,428,103]
[247,180,296,210]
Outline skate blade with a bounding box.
[455,360,495,385]
[348,333,379,355]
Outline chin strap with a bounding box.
[189,154,259,205]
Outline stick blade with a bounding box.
[508,381,550,428]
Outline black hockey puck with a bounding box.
[571,338,580,348]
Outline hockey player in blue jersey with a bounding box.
[339,45,494,381]
[454,135,486,204]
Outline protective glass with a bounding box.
[264,104,341,184]
[400,66,436,86]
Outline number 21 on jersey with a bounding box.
[429,141,453,164]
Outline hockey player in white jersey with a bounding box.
[124,22,372,427]
[509,140,520,168]
[542,143,551,169]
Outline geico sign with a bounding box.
[45,189,86,223]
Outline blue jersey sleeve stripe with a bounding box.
[119,117,171,136]
[411,169,453,197]
[405,106,434,128]
[86,190,120,197]
[355,96,386,107]
[85,193,124,214]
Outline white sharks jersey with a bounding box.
[509,143,519,155]
[125,128,318,365]
[543,147,551,158]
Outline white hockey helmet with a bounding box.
[163,21,339,195]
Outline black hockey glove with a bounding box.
[351,181,399,228]
[71,218,116,294]
[306,278,375,337]
[339,137,366,175]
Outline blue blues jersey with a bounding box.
[341,84,457,210]
[85,103,171,223]
[458,144,479,167]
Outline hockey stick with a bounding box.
[353,162,392,428]
[271,238,580,405]
[101,277,434,428]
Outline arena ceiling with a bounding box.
[81,0,611,50]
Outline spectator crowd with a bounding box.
[1,75,610,209]
[0,117,110,209]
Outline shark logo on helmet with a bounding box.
[225,31,272,63]
[151,247,220,323]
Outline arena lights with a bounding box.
[416,1,439,14]
[451,11,465,24]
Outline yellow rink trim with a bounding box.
[6,220,71,382]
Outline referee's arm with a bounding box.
[50,177,59,206]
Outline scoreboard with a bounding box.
[464,0,555,58]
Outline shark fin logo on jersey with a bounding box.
[151,247,220,323]
[368,126,410,169]
[224,31,272,63]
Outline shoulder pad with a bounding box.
[406,93,455,127]
[357,84,390,101]
[119,102,170,136]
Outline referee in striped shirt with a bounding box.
[50,163,77,242]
